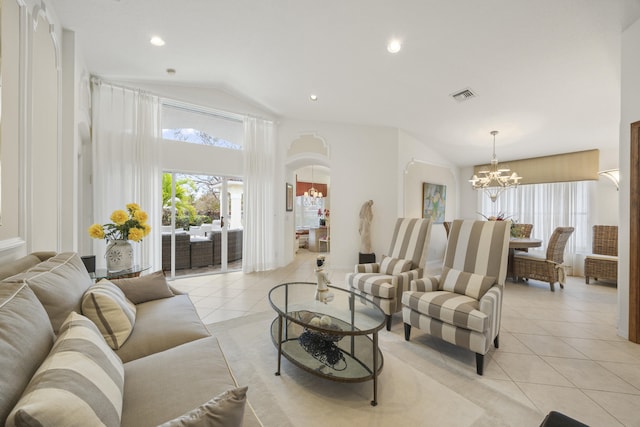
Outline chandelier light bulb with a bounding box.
[469,130,523,202]
[387,39,402,53]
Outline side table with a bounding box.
[91,265,151,281]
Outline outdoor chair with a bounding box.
[402,219,511,375]
[347,218,432,331]
[513,226,575,291]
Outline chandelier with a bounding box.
[469,130,522,202]
[304,165,323,206]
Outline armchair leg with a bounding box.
[494,334,499,348]
[386,315,392,331]
[404,323,411,341]
[549,282,555,292]
[476,353,484,375]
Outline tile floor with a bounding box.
[171,250,640,426]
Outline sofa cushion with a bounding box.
[439,266,496,300]
[4,252,93,334]
[110,270,174,304]
[0,283,55,423]
[122,337,251,427]
[0,252,56,281]
[158,387,247,427]
[115,294,210,363]
[82,280,137,350]
[380,255,412,275]
[6,312,125,427]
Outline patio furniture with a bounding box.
[584,225,618,284]
[161,232,191,271]
[190,237,213,268]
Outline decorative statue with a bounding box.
[315,255,334,303]
[359,200,374,254]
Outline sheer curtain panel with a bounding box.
[91,80,162,271]
[243,117,277,273]
[480,181,591,268]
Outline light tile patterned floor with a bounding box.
[171,250,640,426]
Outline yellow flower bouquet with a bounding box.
[88,203,151,242]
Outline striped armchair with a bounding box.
[402,220,510,375]
[346,218,432,331]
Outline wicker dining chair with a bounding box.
[513,227,574,291]
[584,225,618,284]
[511,223,533,252]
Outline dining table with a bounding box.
[507,237,543,280]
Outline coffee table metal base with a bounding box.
[271,315,383,406]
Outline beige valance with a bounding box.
[473,149,599,185]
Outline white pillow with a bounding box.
[82,279,136,349]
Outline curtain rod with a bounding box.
[90,75,275,124]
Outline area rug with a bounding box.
[208,312,543,427]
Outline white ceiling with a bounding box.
[51,0,640,167]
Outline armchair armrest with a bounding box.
[410,275,439,292]
[355,263,380,273]
[479,284,503,340]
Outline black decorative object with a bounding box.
[298,329,346,371]
[359,252,376,264]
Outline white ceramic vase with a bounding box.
[106,240,133,272]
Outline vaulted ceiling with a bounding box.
[51,0,640,167]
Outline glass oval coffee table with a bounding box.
[268,282,385,406]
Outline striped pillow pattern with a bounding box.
[439,266,496,300]
[387,218,432,269]
[82,279,136,350]
[6,312,124,427]
[380,255,412,275]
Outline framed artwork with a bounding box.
[422,182,446,223]
[286,183,294,211]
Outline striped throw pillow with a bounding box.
[380,255,412,275]
[6,312,124,427]
[82,279,136,350]
[439,266,496,300]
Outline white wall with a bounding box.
[0,0,65,261]
[618,16,640,339]
[397,130,460,272]
[279,119,399,271]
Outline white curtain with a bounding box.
[243,117,277,273]
[91,80,161,271]
[480,181,592,266]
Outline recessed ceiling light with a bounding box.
[387,39,402,54]
[150,36,165,46]
[310,94,318,101]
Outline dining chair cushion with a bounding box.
[380,255,412,275]
[401,290,489,333]
[439,266,496,300]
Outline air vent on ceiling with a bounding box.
[451,88,477,102]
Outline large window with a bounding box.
[161,102,243,150]
[480,181,592,257]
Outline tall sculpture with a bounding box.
[359,200,374,254]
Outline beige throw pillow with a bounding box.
[158,387,248,427]
[6,312,124,427]
[4,252,94,334]
[439,266,496,300]
[380,255,412,275]
[82,280,136,350]
[110,270,174,304]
